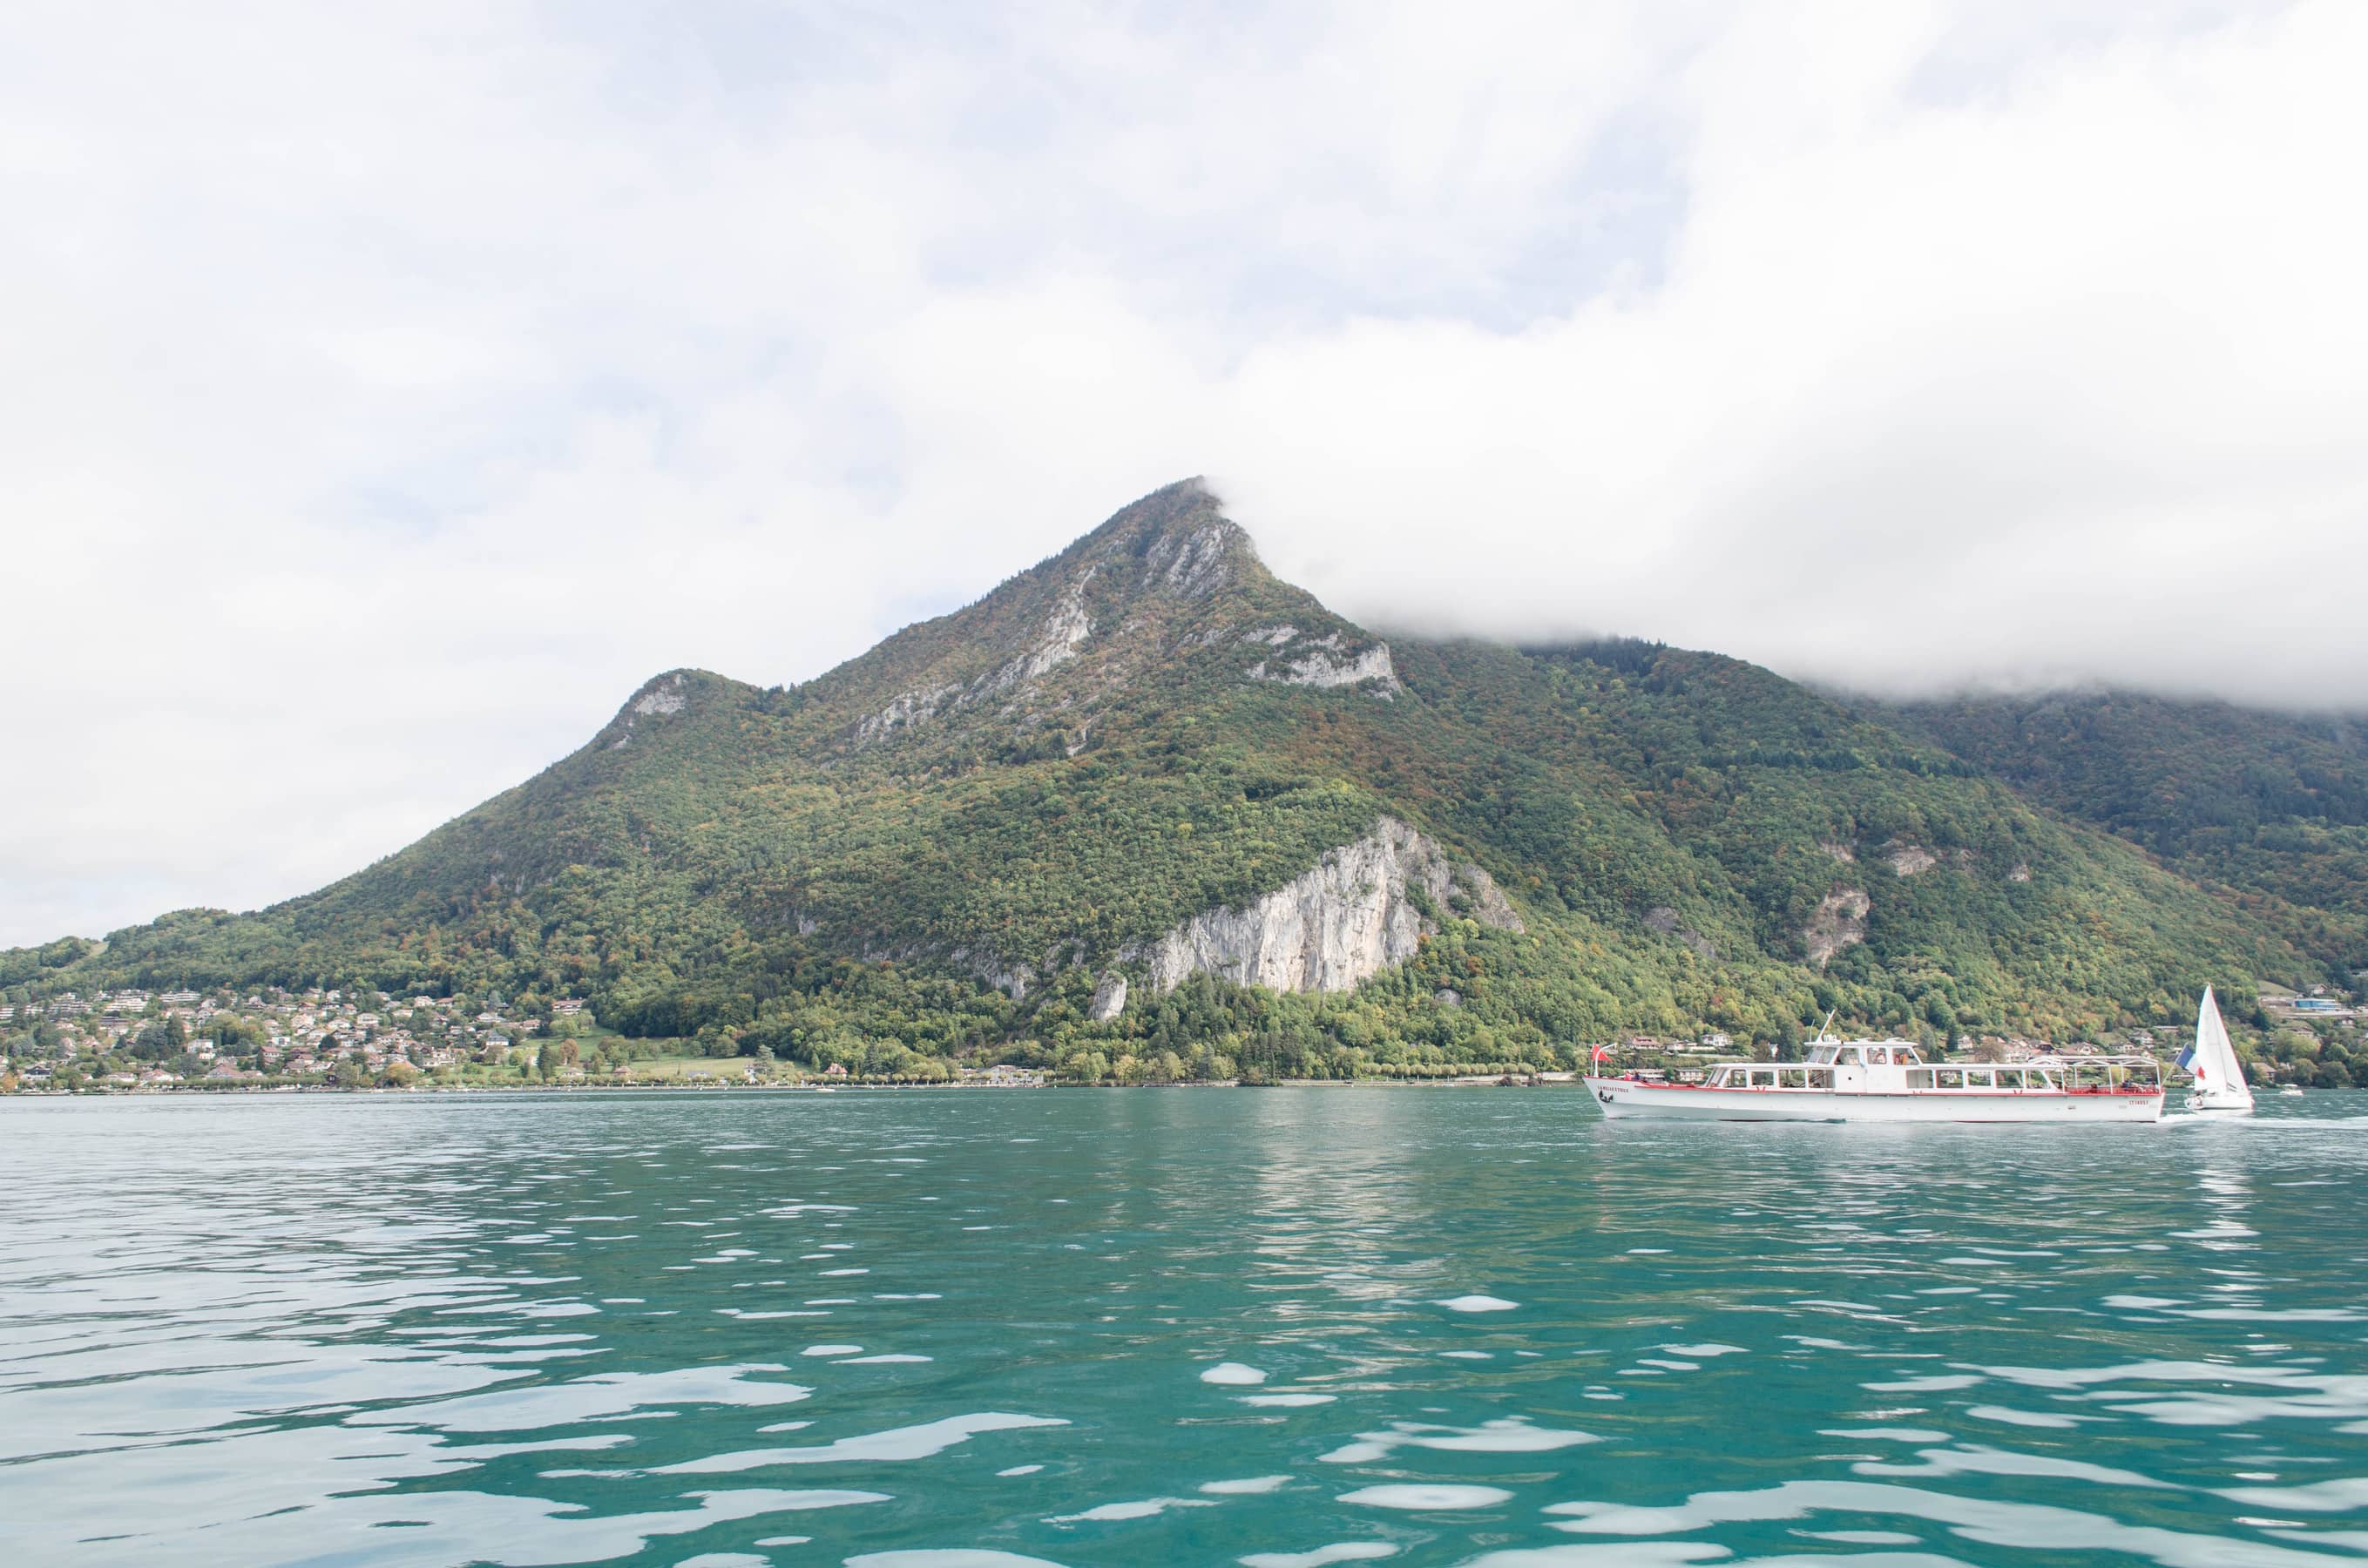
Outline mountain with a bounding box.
[1874,691,2368,976]
[2,482,2317,1078]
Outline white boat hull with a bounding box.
[1585,1077,2164,1124]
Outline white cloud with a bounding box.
[3,0,2361,945]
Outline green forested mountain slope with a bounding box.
[3,483,2315,1076]
[1878,692,2368,974]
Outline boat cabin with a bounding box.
[1702,1038,2158,1097]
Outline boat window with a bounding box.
[1897,1045,1924,1065]
[2032,1070,2059,1091]
[1935,1068,1964,1088]
[1749,1068,1775,1087]
[1778,1069,1807,1089]
[1904,1068,1934,1089]
[1965,1069,1994,1088]
[1808,1069,1834,1090]
[1808,1045,1837,1064]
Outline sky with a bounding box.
[5,0,2365,947]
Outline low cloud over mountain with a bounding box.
[4,2,2363,943]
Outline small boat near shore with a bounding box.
[1585,1024,2163,1124]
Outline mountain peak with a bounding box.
[803,480,1397,753]
[1060,476,1258,600]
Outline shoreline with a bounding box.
[4,1071,1581,1098]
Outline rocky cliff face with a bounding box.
[1245,632,1401,697]
[856,568,1104,747]
[602,672,693,750]
[1142,816,1521,994]
[1804,889,1871,967]
[1088,972,1129,1021]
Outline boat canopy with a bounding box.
[1805,1040,1926,1066]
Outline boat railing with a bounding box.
[2023,1052,2164,1087]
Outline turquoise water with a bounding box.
[3,1090,2365,1567]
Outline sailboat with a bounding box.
[2182,986,2255,1116]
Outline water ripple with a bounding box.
[3,1089,2364,1565]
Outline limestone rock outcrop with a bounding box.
[1089,972,1128,1022]
[607,672,691,749]
[1886,843,1938,876]
[1804,889,1871,968]
[1145,513,1236,598]
[1142,816,1520,994]
[1245,632,1401,696]
[856,572,1099,746]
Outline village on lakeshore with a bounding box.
[0,984,1048,1094]
[1,978,2358,1095]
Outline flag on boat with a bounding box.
[1591,1044,1611,1071]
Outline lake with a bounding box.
[2,1088,2364,1566]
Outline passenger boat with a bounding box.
[1584,1024,2164,1124]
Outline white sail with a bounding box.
[2189,986,2254,1112]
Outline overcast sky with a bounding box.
[6,1,2365,947]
